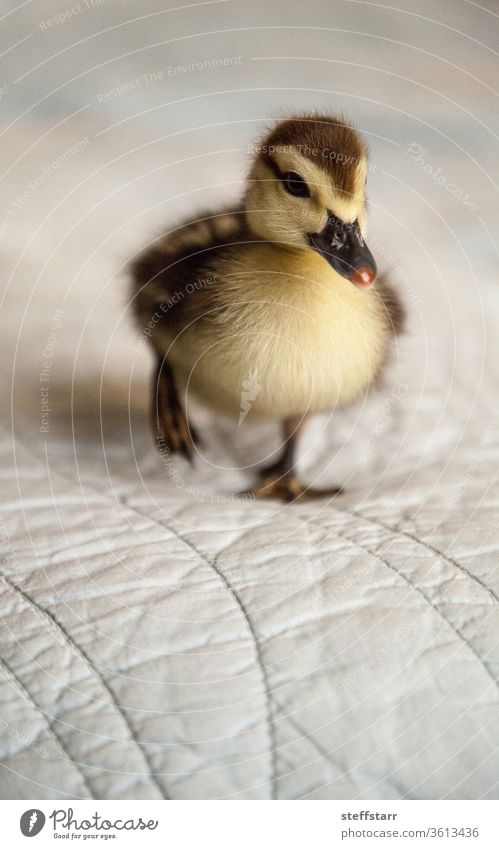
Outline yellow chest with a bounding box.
[167,244,391,420]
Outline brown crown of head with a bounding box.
[257,115,367,197]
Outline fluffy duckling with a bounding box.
[131,114,404,501]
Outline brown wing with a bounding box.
[130,205,245,343]
[130,206,246,460]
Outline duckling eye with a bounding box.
[282,171,310,198]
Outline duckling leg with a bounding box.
[248,416,343,502]
[151,354,199,463]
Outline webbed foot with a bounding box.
[244,470,343,503]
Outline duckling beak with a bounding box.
[309,215,377,289]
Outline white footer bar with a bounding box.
[3,799,497,847]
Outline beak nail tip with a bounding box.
[354,267,377,288]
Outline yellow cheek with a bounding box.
[297,201,328,235]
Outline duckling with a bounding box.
[130,114,404,501]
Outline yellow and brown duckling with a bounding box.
[130,114,404,502]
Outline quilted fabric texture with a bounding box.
[1,0,498,800]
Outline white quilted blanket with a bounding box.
[1,0,498,800]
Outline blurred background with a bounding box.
[1,0,498,507]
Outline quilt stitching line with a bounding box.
[6,423,496,608]
[292,515,499,799]
[0,573,167,800]
[4,433,276,797]
[11,426,497,797]
[332,505,499,605]
[99,490,277,799]
[0,655,94,798]
[112,494,278,798]
[303,519,499,692]
[166,520,277,801]
[208,546,277,800]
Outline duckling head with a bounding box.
[245,115,377,289]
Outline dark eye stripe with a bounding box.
[263,155,311,198]
[282,171,310,197]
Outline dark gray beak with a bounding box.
[309,213,377,289]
